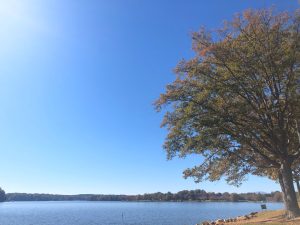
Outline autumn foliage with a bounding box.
[156,9,300,218]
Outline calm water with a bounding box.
[0,201,283,225]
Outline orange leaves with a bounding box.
[199,46,211,56]
[198,45,216,57]
[243,9,252,20]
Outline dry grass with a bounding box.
[230,210,300,225]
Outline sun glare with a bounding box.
[0,0,50,35]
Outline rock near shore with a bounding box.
[198,211,258,225]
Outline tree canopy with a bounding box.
[156,8,300,218]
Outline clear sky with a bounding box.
[0,0,298,195]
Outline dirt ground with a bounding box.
[230,210,300,225]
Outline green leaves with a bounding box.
[156,8,300,186]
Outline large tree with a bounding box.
[156,9,300,218]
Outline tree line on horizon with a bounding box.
[4,189,283,202]
[0,188,5,202]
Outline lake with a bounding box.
[0,201,283,225]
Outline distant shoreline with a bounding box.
[4,190,283,203]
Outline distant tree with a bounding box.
[222,192,231,201]
[230,193,241,202]
[254,193,266,202]
[272,191,283,202]
[156,9,300,218]
[0,188,5,202]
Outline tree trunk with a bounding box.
[280,161,300,218]
[296,179,300,199]
[278,173,287,205]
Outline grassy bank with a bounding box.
[230,210,300,225]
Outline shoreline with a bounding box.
[199,210,300,225]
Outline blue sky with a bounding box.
[0,0,298,195]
